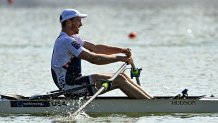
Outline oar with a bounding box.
[72,62,128,116]
[131,62,141,85]
[29,84,95,100]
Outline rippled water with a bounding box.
[0,0,218,122]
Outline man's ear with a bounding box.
[66,20,71,26]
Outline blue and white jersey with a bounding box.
[51,32,84,68]
[51,32,86,89]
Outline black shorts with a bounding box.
[51,68,96,97]
[66,76,95,97]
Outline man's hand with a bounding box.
[116,56,133,64]
[126,57,133,65]
[122,48,132,58]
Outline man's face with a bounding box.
[70,17,82,34]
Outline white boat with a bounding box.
[0,94,218,115]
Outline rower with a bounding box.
[51,9,153,99]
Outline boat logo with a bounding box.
[11,101,50,107]
[51,100,68,106]
[172,100,196,106]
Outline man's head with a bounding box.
[60,9,87,34]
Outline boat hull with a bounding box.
[1,96,218,115]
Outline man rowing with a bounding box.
[51,9,152,99]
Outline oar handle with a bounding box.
[131,62,141,85]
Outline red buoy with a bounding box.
[7,0,14,5]
[128,32,137,39]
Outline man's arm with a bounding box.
[83,41,131,57]
[78,50,129,65]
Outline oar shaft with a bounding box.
[108,63,127,81]
[72,62,127,115]
[72,87,105,115]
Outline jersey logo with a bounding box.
[71,41,81,49]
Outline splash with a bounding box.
[69,110,90,120]
[69,97,91,119]
[52,111,91,123]
[52,96,98,123]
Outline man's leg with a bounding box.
[90,74,151,99]
[121,73,153,98]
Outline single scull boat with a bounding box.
[0,94,218,115]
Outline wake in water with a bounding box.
[51,111,92,123]
[51,113,137,123]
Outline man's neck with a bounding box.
[62,28,74,36]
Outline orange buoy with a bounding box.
[128,32,137,39]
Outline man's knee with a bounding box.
[116,74,128,84]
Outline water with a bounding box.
[0,0,218,122]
